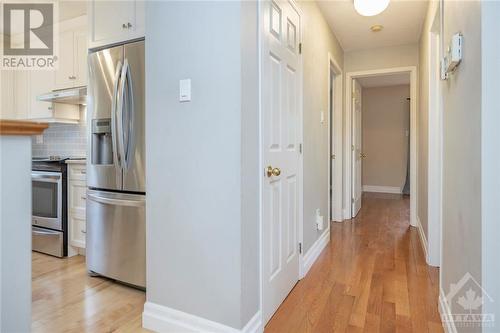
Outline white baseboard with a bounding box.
[362,185,402,194]
[142,302,262,333]
[439,289,458,333]
[416,216,429,264]
[299,228,330,279]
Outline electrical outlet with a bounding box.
[315,209,324,231]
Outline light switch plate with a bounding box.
[179,79,191,102]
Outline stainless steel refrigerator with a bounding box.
[86,40,145,288]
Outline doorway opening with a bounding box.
[328,54,343,223]
[345,67,417,226]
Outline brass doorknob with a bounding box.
[266,166,281,177]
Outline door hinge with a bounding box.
[299,143,302,154]
[352,197,355,204]
[331,154,336,160]
[299,242,302,254]
[299,43,302,54]
[351,145,355,151]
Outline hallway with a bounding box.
[265,193,442,333]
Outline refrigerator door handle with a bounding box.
[117,59,129,171]
[111,61,123,170]
[87,193,145,207]
[123,58,135,170]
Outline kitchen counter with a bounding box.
[0,120,48,135]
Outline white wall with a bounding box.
[0,136,32,333]
[439,1,482,331]
[345,44,419,72]
[362,85,410,190]
[145,1,259,329]
[298,1,344,252]
[417,0,440,249]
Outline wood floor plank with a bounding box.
[32,252,149,333]
[266,193,443,333]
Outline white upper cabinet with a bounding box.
[54,26,88,90]
[88,0,144,49]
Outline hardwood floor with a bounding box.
[265,192,443,333]
[32,252,149,333]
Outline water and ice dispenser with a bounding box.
[91,119,113,165]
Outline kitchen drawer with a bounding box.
[69,214,86,248]
[68,164,87,181]
[69,180,86,216]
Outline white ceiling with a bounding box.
[317,0,428,52]
[357,73,410,88]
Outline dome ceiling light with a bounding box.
[354,0,390,16]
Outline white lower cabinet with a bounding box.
[67,162,87,255]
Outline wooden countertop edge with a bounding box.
[0,120,49,136]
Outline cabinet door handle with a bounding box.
[80,169,86,174]
[81,229,86,234]
[122,23,127,29]
[81,196,86,200]
[127,22,132,28]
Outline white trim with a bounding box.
[327,52,344,223]
[345,66,418,227]
[299,228,330,279]
[438,289,458,333]
[427,6,442,268]
[143,303,262,333]
[416,216,429,263]
[362,185,402,194]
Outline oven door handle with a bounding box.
[32,174,61,181]
[32,228,60,236]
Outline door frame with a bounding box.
[258,0,304,326]
[328,53,343,223]
[344,66,418,226]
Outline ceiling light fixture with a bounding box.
[354,0,390,16]
[370,25,384,32]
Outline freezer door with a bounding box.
[87,45,124,191]
[121,40,145,192]
[86,190,145,288]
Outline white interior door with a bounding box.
[262,0,301,324]
[352,79,363,217]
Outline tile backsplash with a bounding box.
[32,122,87,158]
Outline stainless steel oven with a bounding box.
[31,161,67,258]
[32,171,62,230]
